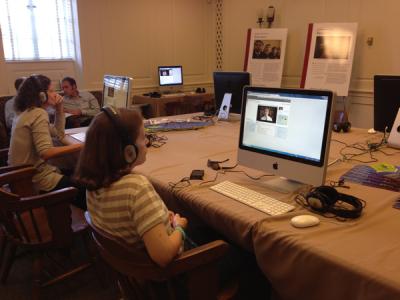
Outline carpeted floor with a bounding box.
[0,239,120,300]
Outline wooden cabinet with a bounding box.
[132,93,214,117]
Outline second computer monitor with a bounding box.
[238,86,334,191]
[102,75,133,108]
[374,75,400,132]
[159,66,183,86]
[213,72,250,114]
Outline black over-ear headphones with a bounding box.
[101,106,138,164]
[29,75,48,104]
[305,186,363,218]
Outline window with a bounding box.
[0,0,75,60]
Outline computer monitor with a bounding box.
[374,75,400,132]
[102,75,133,108]
[158,66,183,86]
[238,86,334,192]
[213,72,250,114]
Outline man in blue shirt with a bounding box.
[61,77,100,128]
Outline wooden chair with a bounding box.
[0,167,91,300]
[0,148,32,174]
[85,212,237,300]
[0,149,34,275]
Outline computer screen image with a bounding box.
[374,75,400,132]
[103,75,133,108]
[238,87,334,191]
[158,66,183,86]
[213,72,250,114]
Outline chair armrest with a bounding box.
[166,240,229,276]
[0,167,36,187]
[19,187,78,209]
[0,164,33,174]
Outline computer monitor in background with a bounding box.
[374,75,400,132]
[238,86,334,192]
[103,75,133,108]
[213,72,250,114]
[158,66,183,87]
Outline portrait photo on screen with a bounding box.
[108,87,115,97]
[252,39,281,59]
[314,35,351,59]
[257,105,277,123]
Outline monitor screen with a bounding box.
[102,75,133,108]
[374,75,400,132]
[238,86,334,188]
[158,66,183,86]
[213,72,250,114]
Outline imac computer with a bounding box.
[103,75,133,108]
[374,75,400,132]
[158,66,183,93]
[213,72,250,114]
[238,86,334,192]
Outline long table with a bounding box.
[65,115,400,299]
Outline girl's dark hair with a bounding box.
[74,108,143,191]
[14,75,51,112]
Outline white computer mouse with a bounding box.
[290,215,320,228]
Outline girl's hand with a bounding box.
[173,213,188,229]
[47,92,63,109]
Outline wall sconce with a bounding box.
[256,6,276,28]
[266,6,275,28]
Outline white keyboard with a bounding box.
[210,181,295,216]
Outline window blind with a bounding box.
[0,0,75,60]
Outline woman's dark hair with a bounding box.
[74,108,143,191]
[14,75,51,112]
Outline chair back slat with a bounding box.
[29,209,43,243]
[15,212,31,243]
[45,201,73,248]
[0,187,77,248]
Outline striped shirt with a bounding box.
[87,173,173,249]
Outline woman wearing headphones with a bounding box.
[8,74,84,208]
[74,108,187,267]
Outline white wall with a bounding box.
[222,0,400,128]
[0,0,215,95]
[76,0,215,93]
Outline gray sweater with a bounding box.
[8,107,66,192]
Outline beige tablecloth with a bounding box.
[66,116,400,298]
[253,130,400,300]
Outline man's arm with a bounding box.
[81,92,100,117]
[63,95,82,115]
